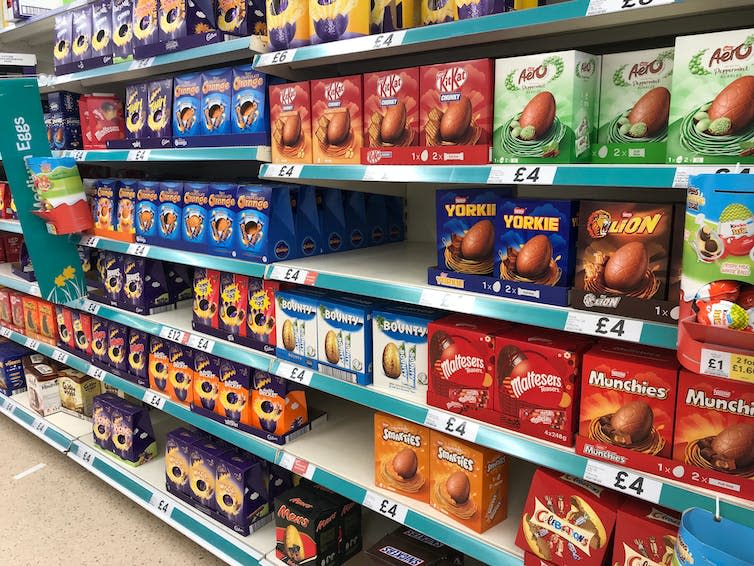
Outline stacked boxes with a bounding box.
[92,392,157,465]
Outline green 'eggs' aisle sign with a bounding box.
[0,78,86,304]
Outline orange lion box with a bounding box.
[374,413,430,504]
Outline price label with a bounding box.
[418,289,476,312]
[278,452,316,479]
[586,0,673,16]
[584,459,663,503]
[127,149,152,161]
[276,362,313,386]
[2,397,15,414]
[187,334,215,353]
[0,327,12,338]
[361,166,392,182]
[129,56,155,71]
[362,491,409,523]
[79,235,100,247]
[256,48,297,67]
[29,285,41,297]
[149,493,174,517]
[159,326,188,344]
[24,338,40,350]
[269,265,318,286]
[87,364,107,381]
[564,311,643,342]
[671,166,752,188]
[52,350,69,364]
[486,165,557,185]
[372,30,406,49]
[265,164,302,179]
[701,349,754,381]
[32,418,48,435]
[81,299,101,315]
[74,446,95,468]
[126,243,150,257]
[143,390,167,410]
[70,150,88,161]
[424,409,480,443]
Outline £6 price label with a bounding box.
[362,491,409,523]
[257,48,297,66]
[424,409,480,443]
[584,459,662,503]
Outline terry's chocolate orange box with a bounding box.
[311,75,363,164]
[611,499,679,566]
[429,429,508,533]
[580,342,679,459]
[270,81,312,164]
[516,468,622,566]
[363,67,420,149]
[374,413,429,503]
[673,369,754,474]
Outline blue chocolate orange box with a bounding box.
[158,181,184,245]
[343,190,367,251]
[235,184,297,263]
[135,180,159,243]
[173,73,202,138]
[291,185,322,258]
[182,182,209,251]
[201,68,232,136]
[231,65,268,140]
[207,183,238,257]
[316,188,346,254]
[93,179,117,231]
[116,178,138,235]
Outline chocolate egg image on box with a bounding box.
[711,422,754,469]
[381,102,407,144]
[327,110,350,146]
[446,471,470,505]
[604,241,648,291]
[282,112,301,147]
[393,448,418,480]
[519,91,556,140]
[382,342,401,379]
[628,87,671,137]
[708,76,754,135]
[461,219,494,260]
[325,330,339,364]
[440,96,472,142]
[282,319,295,352]
[610,401,653,444]
[516,235,553,278]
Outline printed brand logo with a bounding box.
[237,195,269,209]
[316,511,338,532]
[277,504,310,527]
[202,77,230,95]
[516,59,561,88]
[275,240,290,259]
[233,75,264,90]
[159,190,181,203]
[646,507,680,527]
[437,446,474,471]
[685,388,754,416]
[444,203,496,216]
[377,74,403,99]
[382,427,421,447]
[137,188,158,200]
[509,371,563,398]
[575,59,596,79]
[487,455,506,473]
[708,42,753,70]
[588,370,669,400]
[175,84,200,97]
[531,498,596,555]
[324,81,345,102]
[280,87,296,107]
[302,237,315,255]
[581,443,627,464]
[380,319,428,337]
[328,232,342,251]
[583,294,622,308]
[436,67,467,93]
[587,209,663,239]
[622,542,663,566]
[208,193,236,207]
[502,214,560,231]
[440,354,485,380]
[279,297,316,315]
[323,308,363,326]
[378,546,423,566]
[626,59,667,82]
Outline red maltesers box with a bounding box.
[579,342,679,459]
[516,467,623,566]
[363,67,420,149]
[611,498,679,566]
[497,327,593,447]
[311,75,364,164]
[79,94,126,149]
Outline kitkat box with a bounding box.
[673,369,754,476]
[611,499,679,566]
[429,429,508,533]
[497,326,593,447]
[311,75,363,164]
[580,342,679,458]
[270,81,312,164]
[363,67,420,148]
[374,413,430,503]
[420,59,493,149]
[517,468,622,566]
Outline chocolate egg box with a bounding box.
[168,342,194,405]
[54,12,73,67]
[246,370,308,441]
[158,0,187,41]
[270,81,312,164]
[190,354,250,427]
[58,368,102,419]
[0,342,30,396]
[149,334,171,394]
[235,184,298,263]
[111,0,133,61]
[92,392,157,466]
[24,354,63,417]
[238,277,278,355]
[55,305,77,353]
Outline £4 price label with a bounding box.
[584,459,662,503]
[486,165,557,185]
[362,491,409,523]
[586,0,672,16]
[266,164,302,179]
[126,243,150,257]
[0,327,12,338]
[149,493,173,517]
[52,349,69,364]
[269,265,318,285]
[276,362,313,386]
[81,299,100,315]
[80,235,100,247]
[187,334,215,353]
[564,311,643,342]
[24,338,40,350]
[75,447,95,468]
[143,390,167,410]
[127,149,151,161]
[88,365,107,381]
[32,419,48,435]
[424,409,480,443]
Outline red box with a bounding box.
[524,553,556,566]
[79,94,126,149]
[72,311,93,356]
[674,369,754,475]
[9,291,24,330]
[497,327,593,447]
[611,499,679,566]
[516,467,623,566]
[579,342,679,459]
[55,305,76,350]
[219,272,248,339]
[363,67,420,148]
[427,314,509,424]
[0,182,13,218]
[3,234,22,263]
[270,81,313,164]
[311,75,364,164]
[419,59,493,147]
[21,296,40,337]
[0,287,11,325]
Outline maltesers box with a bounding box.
[611,499,680,566]
[516,468,622,566]
[311,75,363,164]
[580,342,679,459]
[374,413,430,503]
[270,81,313,164]
[493,51,601,164]
[363,67,420,149]
[429,429,508,533]
[309,0,368,44]
[80,94,126,149]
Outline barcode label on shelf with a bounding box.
[276,362,313,386]
[2,397,15,414]
[52,349,69,364]
[143,390,167,410]
[73,446,95,469]
[87,365,107,381]
[586,0,673,16]
[80,235,100,247]
[256,48,298,67]
[32,418,48,435]
[81,299,101,315]
[672,165,753,188]
[0,327,12,338]
[187,334,215,353]
[265,164,302,179]
[269,265,318,285]
[159,326,188,344]
[419,289,476,312]
[564,311,643,342]
[278,452,316,480]
[362,491,409,523]
[584,459,663,503]
[486,165,557,185]
[127,149,151,161]
[24,338,40,350]
[129,57,155,71]
[424,409,480,443]
[126,243,151,257]
[149,493,174,517]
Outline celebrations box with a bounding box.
[611,499,679,566]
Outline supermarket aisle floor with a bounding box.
[0,415,225,566]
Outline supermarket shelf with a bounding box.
[0,389,274,566]
[0,219,22,233]
[0,263,41,296]
[52,146,272,163]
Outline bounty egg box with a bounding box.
[275,289,323,367]
[173,73,202,138]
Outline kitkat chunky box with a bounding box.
[611,499,680,566]
[579,342,679,458]
[270,81,312,164]
[493,50,600,164]
[363,67,420,149]
[311,75,363,164]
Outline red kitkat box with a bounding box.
[611,499,679,566]
[497,327,593,447]
[419,59,493,148]
[579,342,679,459]
[363,67,420,149]
[311,75,364,164]
[270,81,313,164]
[674,369,754,475]
[427,314,509,424]
[516,468,622,566]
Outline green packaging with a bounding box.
[492,50,600,164]
[667,28,754,164]
[593,48,674,164]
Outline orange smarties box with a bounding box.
[516,468,622,566]
[611,499,679,566]
[429,429,508,533]
[579,342,679,459]
[37,300,57,344]
[311,75,364,164]
[374,413,430,504]
[673,369,754,475]
[363,67,420,149]
[270,81,313,164]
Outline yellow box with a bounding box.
[421,0,454,26]
[370,0,420,34]
[58,369,102,418]
[310,0,369,44]
[267,0,310,50]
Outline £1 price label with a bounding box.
[149,493,174,517]
[564,311,643,342]
[276,362,313,386]
[143,390,167,410]
[363,491,409,523]
[424,409,480,443]
[584,459,662,503]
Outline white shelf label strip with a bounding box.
[564,311,643,342]
[276,362,313,386]
[586,0,673,16]
[424,408,480,443]
[362,491,409,523]
[149,492,174,518]
[278,452,316,480]
[584,459,662,503]
[486,165,557,185]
